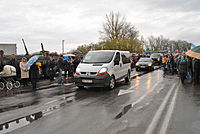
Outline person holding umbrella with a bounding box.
[26,55,40,90]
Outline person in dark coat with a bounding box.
[193,58,200,84]
[57,55,64,84]
[179,55,187,83]
[73,56,80,73]
[47,56,55,81]
[168,53,175,75]
[30,62,39,90]
[8,54,20,78]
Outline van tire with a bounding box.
[125,71,130,83]
[108,76,116,90]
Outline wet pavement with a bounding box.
[0,67,199,134]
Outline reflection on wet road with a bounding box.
[1,68,198,134]
[0,69,169,134]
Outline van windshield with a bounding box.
[82,51,115,63]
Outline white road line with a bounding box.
[131,80,161,107]
[44,100,58,105]
[145,83,176,134]
[159,82,180,134]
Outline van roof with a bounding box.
[89,50,130,53]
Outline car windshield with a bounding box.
[82,51,115,63]
[150,53,160,58]
[139,58,152,62]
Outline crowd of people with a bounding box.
[0,54,81,90]
[162,53,200,84]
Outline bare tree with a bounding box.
[100,12,139,41]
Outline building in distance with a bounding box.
[0,44,17,55]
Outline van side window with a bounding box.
[115,52,120,61]
[122,53,130,64]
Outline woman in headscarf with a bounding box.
[19,57,29,86]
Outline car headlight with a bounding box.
[75,67,80,75]
[148,64,152,66]
[97,67,108,76]
[136,63,139,66]
[157,58,160,61]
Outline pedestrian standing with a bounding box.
[57,55,64,84]
[168,53,175,75]
[47,56,55,81]
[73,56,80,73]
[179,55,187,83]
[193,58,200,84]
[8,54,20,78]
[19,57,29,86]
[30,62,39,90]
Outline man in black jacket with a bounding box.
[9,54,20,78]
[57,55,64,84]
[47,56,55,81]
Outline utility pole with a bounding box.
[62,40,65,54]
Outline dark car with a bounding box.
[135,58,154,71]
[150,53,162,65]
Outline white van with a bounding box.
[74,50,131,89]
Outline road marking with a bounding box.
[131,80,161,107]
[145,83,176,134]
[118,89,135,96]
[159,82,180,134]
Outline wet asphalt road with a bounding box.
[0,69,200,134]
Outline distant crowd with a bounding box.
[162,53,200,84]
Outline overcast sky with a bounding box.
[0,0,199,54]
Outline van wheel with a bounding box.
[125,72,130,83]
[109,76,116,90]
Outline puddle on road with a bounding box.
[0,100,40,113]
[0,112,43,134]
[0,94,75,134]
[115,104,132,119]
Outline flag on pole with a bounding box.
[191,43,196,49]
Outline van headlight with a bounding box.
[75,67,80,75]
[136,63,139,66]
[148,64,152,66]
[97,67,108,76]
[157,58,160,61]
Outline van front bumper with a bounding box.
[74,74,111,87]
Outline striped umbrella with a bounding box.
[186,45,200,59]
[25,55,41,69]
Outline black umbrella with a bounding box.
[72,51,82,54]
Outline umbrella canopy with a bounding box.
[64,54,75,57]
[25,55,41,69]
[72,51,81,54]
[186,45,200,59]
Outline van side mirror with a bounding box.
[114,59,120,65]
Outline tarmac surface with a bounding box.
[0,68,200,134]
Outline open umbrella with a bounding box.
[186,45,200,59]
[25,55,41,69]
[72,50,81,54]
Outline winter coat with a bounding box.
[20,62,29,79]
[30,63,39,79]
[57,59,64,70]
[179,60,187,74]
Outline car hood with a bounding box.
[78,63,108,72]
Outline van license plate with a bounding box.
[82,80,93,83]
[141,66,146,68]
